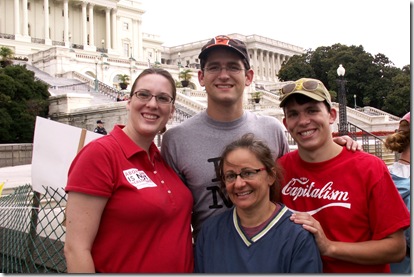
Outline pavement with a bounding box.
[0,164,32,190]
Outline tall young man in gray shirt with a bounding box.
[161,35,358,240]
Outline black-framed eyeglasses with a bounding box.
[203,65,245,75]
[281,79,320,95]
[133,90,174,104]
[223,167,266,183]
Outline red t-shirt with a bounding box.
[278,148,410,273]
[66,125,194,273]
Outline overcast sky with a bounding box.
[140,0,411,69]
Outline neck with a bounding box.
[206,100,244,122]
[122,126,153,153]
[237,201,275,228]
[399,148,410,164]
[299,141,343,163]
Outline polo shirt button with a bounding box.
[161,180,165,184]
[154,171,157,174]
[167,190,171,194]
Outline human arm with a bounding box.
[290,212,406,265]
[333,135,363,151]
[64,192,108,273]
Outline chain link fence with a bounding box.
[0,184,67,273]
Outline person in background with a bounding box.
[94,120,107,135]
[195,133,322,273]
[277,77,410,273]
[384,111,411,273]
[161,35,361,242]
[64,68,194,273]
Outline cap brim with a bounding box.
[280,90,325,107]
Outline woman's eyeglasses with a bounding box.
[223,168,266,183]
[281,79,320,95]
[133,90,174,104]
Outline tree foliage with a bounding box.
[0,64,50,143]
[277,44,410,117]
[0,46,14,67]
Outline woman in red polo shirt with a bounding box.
[64,68,194,273]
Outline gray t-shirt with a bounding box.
[161,110,289,240]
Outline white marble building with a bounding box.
[0,0,304,89]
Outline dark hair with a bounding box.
[282,94,331,112]
[218,133,283,203]
[384,121,410,153]
[129,67,176,104]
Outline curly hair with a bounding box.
[384,130,410,153]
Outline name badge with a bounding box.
[123,168,157,190]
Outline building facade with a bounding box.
[0,0,305,89]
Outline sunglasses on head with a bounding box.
[281,79,320,95]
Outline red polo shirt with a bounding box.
[66,125,194,273]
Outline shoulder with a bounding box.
[344,149,387,168]
[246,111,283,124]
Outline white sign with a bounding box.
[31,117,103,195]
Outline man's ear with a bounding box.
[329,108,337,124]
[282,116,287,129]
[244,69,254,86]
[198,70,205,87]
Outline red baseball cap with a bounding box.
[198,35,250,69]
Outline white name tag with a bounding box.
[123,168,157,190]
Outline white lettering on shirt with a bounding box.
[282,177,351,214]
[123,168,157,190]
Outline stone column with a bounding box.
[44,0,51,44]
[88,4,95,46]
[64,0,69,46]
[252,48,258,77]
[265,51,270,81]
[111,8,118,51]
[82,2,87,46]
[22,0,28,36]
[275,53,281,74]
[105,8,111,49]
[259,50,264,81]
[14,0,20,35]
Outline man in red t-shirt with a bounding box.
[277,77,410,273]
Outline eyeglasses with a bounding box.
[133,90,174,104]
[203,65,245,75]
[281,79,320,95]
[223,168,266,183]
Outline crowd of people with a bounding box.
[64,35,410,273]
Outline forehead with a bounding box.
[283,96,322,110]
[204,47,243,64]
[224,148,259,167]
[135,74,173,94]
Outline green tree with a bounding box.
[0,65,50,143]
[277,52,315,81]
[277,43,409,114]
[382,65,411,116]
[0,46,14,67]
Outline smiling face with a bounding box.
[126,73,175,140]
[223,148,274,213]
[198,47,253,106]
[283,97,336,154]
